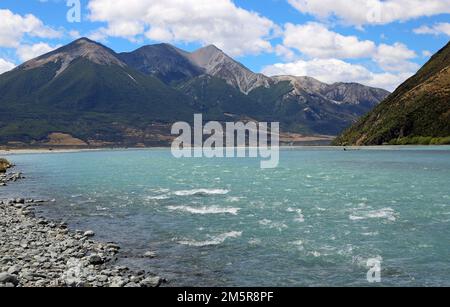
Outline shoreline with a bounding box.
[0,165,164,288]
[2,144,450,156]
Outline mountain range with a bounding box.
[0,38,390,146]
[335,41,450,146]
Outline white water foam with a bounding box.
[226,196,243,203]
[287,207,305,223]
[178,231,242,247]
[173,189,230,197]
[167,205,240,215]
[249,238,262,245]
[350,207,398,222]
[146,195,170,200]
[259,219,288,231]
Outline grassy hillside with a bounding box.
[335,41,450,145]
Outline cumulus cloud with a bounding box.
[87,0,278,56]
[274,44,297,61]
[287,0,450,26]
[16,43,61,62]
[414,23,450,37]
[282,22,376,59]
[262,58,414,91]
[279,22,418,74]
[0,58,15,74]
[0,9,61,48]
[374,43,419,73]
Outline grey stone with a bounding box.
[109,277,126,288]
[84,230,95,238]
[88,255,104,265]
[144,251,157,258]
[7,265,21,275]
[140,276,162,288]
[0,272,19,286]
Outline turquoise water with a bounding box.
[2,147,450,286]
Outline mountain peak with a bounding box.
[73,37,96,44]
[186,44,271,94]
[188,44,227,67]
[118,43,202,84]
[19,37,125,76]
[199,44,222,52]
[272,75,328,94]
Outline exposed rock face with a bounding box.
[187,45,272,94]
[272,76,329,95]
[321,83,390,106]
[272,76,389,107]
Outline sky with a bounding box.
[0,0,449,91]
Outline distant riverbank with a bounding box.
[2,144,450,157]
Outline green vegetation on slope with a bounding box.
[388,136,450,145]
[0,38,390,145]
[0,58,197,143]
[177,75,266,120]
[334,41,450,145]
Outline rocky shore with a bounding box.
[0,166,164,288]
[0,159,23,187]
[0,172,24,187]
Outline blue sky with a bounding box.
[0,0,449,91]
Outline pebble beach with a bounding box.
[0,162,163,288]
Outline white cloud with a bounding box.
[282,22,376,59]
[262,58,414,91]
[274,44,297,61]
[287,0,450,26]
[87,0,278,56]
[422,50,433,57]
[414,23,450,36]
[374,43,419,73]
[279,22,418,74]
[16,43,60,62]
[69,30,81,39]
[0,9,61,48]
[0,58,15,74]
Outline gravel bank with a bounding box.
[0,167,164,288]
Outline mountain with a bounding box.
[0,38,195,144]
[271,76,389,108]
[176,75,265,119]
[335,41,450,145]
[246,76,389,135]
[122,44,273,94]
[186,45,272,94]
[122,44,389,135]
[119,43,203,84]
[246,77,381,135]
[0,38,390,146]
